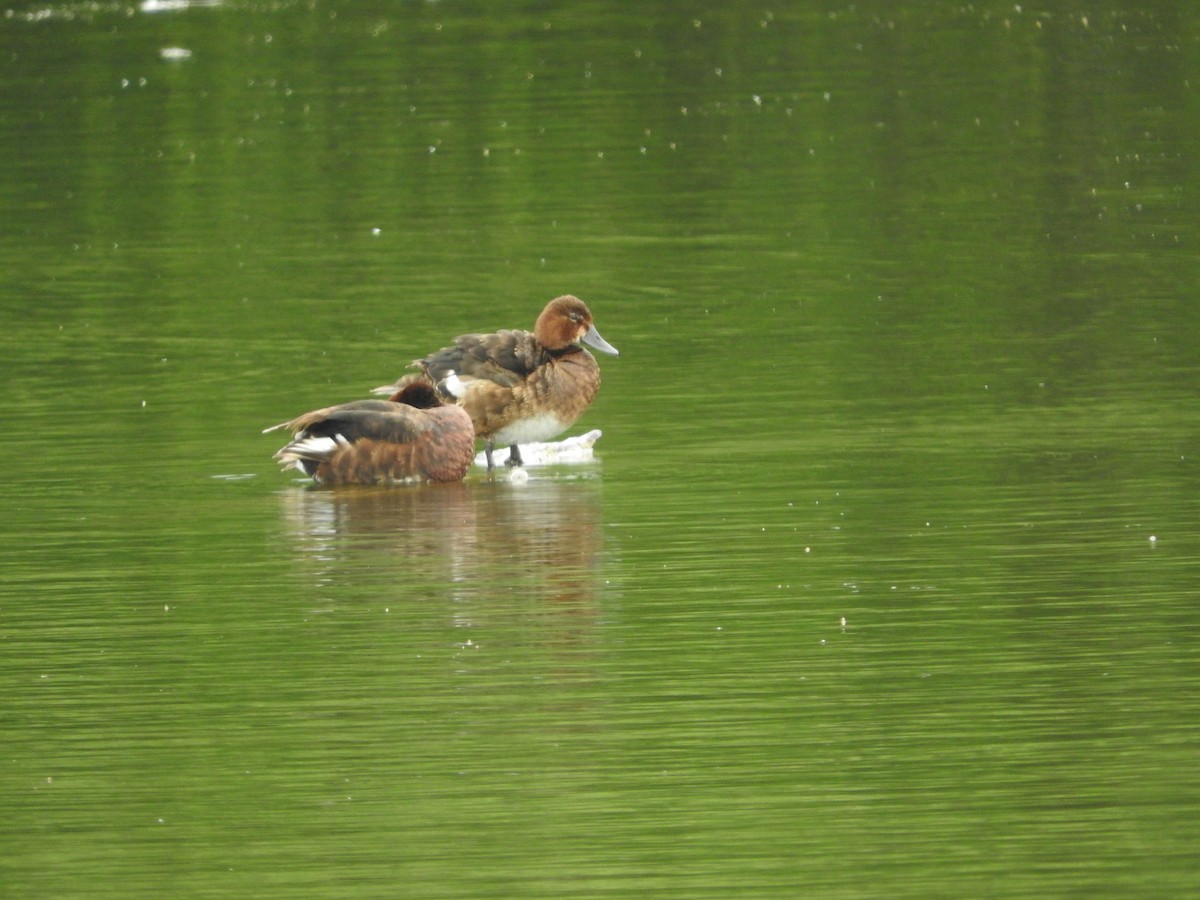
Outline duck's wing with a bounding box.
[420,329,551,388]
[265,400,427,443]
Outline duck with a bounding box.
[264,381,475,485]
[379,295,619,469]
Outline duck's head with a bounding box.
[388,380,442,408]
[536,295,620,356]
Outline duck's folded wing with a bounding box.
[423,330,550,387]
[309,405,429,444]
[269,401,426,443]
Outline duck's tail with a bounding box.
[273,433,349,473]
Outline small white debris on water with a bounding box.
[474,429,602,469]
[141,0,222,11]
[160,47,192,60]
[1149,535,1157,544]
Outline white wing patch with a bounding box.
[440,370,469,399]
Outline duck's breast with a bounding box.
[476,349,601,443]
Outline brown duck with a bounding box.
[380,295,619,468]
[265,381,475,485]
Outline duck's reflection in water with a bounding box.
[276,473,607,617]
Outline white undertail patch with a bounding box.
[274,434,349,468]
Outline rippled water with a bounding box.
[2,2,1199,897]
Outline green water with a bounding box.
[3,3,1199,897]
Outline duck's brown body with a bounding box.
[266,384,474,485]
[383,295,619,468]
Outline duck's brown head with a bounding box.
[534,295,620,356]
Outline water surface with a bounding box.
[2,2,1199,897]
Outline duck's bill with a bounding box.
[581,324,620,356]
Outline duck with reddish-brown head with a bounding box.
[381,295,619,469]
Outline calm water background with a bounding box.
[2,2,1199,896]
